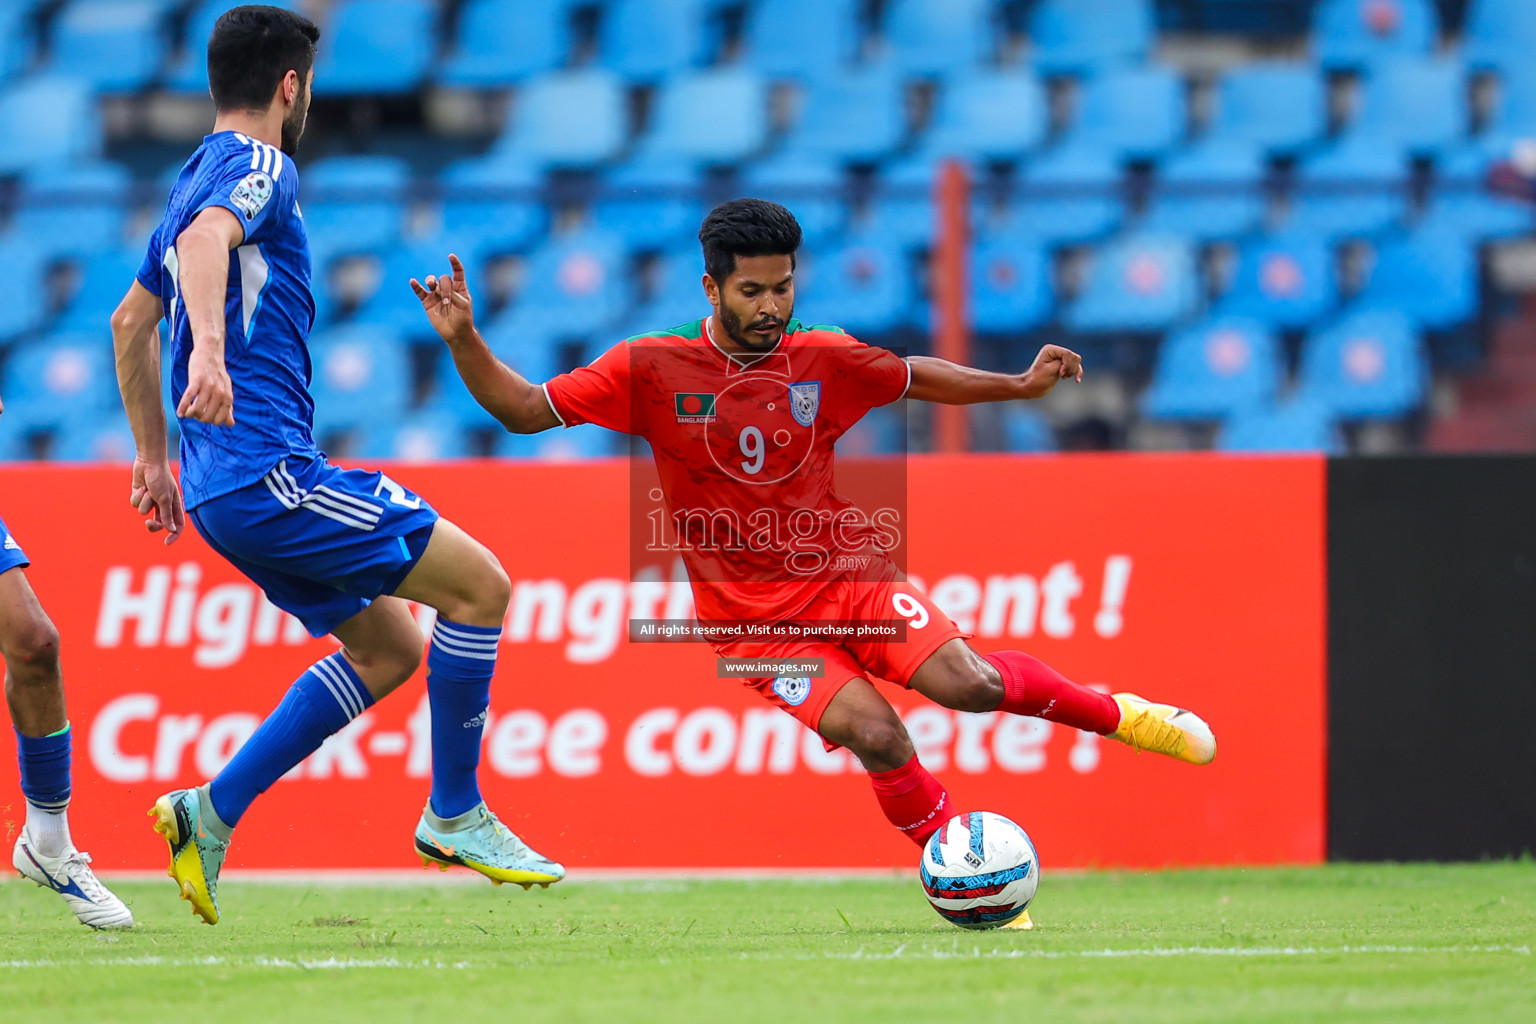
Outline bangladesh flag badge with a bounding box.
[674,392,717,422]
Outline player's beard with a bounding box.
[280,89,308,156]
[722,300,789,351]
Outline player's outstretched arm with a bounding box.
[174,207,242,426]
[411,253,561,434]
[111,280,185,545]
[905,345,1084,404]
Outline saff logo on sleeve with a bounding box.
[772,676,811,706]
[674,392,717,423]
[229,171,273,221]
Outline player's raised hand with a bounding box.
[411,253,477,344]
[1021,344,1084,398]
[178,346,236,425]
[130,456,186,545]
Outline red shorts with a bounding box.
[713,576,966,734]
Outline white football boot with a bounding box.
[13,827,134,929]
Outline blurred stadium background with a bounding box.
[3,0,1536,463]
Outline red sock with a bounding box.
[868,755,954,845]
[984,650,1121,734]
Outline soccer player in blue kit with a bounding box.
[109,6,563,925]
[1,402,133,928]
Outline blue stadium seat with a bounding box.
[7,162,132,261]
[1000,404,1055,453]
[1344,57,1467,156]
[881,0,994,76]
[1313,0,1437,71]
[839,406,906,455]
[1064,233,1199,332]
[439,0,574,87]
[1286,138,1409,238]
[307,324,413,434]
[498,424,620,460]
[167,1,299,93]
[1481,68,1536,149]
[916,70,1048,162]
[778,63,906,162]
[0,3,43,81]
[592,156,707,249]
[738,156,847,244]
[45,0,169,92]
[625,247,709,335]
[999,144,1123,244]
[313,0,436,94]
[301,156,411,262]
[1420,144,1533,239]
[1029,0,1154,77]
[1298,308,1426,419]
[357,411,471,462]
[1218,397,1340,453]
[490,69,628,168]
[1207,62,1326,155]
[0,76,100,173]
[438,157,548,257]
[638,68,769,164]
[350,241,463,331]
[599,0,710,80]
[1352,228,1478,330]
[1464,0,1536,73]
[0,238,52,341]
[423,326,567,433]
[1141,141,1266,240]
[1217,233,1337,329]
[1062,65,1186,160]
[0,334,116,432]
[742,0,861,81]
[796,231,916,337]
[863,155,943,247]
[968,235,1052,335]
[57,249,142,334]
[492,229,629,339]
[52,410,135,463]
[1141,316,1280,421]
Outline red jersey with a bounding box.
[543,317,910,622]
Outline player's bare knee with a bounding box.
[953,663,1004,713]
[479,555,512,618]
[1,614,60,677]
[849,717,914,772]
[346,629,422,692]
[437,548,509,626]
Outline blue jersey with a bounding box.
[137,131,319,509]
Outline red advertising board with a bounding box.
[0,455,1326,872]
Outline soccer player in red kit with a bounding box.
[414,200,1215,912]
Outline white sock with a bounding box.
[25,806,72,859]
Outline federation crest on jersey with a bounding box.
[789,380,820,426]
[773,676,812,706]
[229,170,273,221]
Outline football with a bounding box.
[920,811,1039,930]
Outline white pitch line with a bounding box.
[803,944,1533,961]
[1,944,1528,971]
[0,956,477,970]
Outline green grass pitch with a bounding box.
[2,863,1532,1023]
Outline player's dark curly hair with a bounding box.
[207,5,321,113]
[699,199,803,283]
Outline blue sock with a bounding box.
[427,618,499,819]
[209,652,374,829]
[16,725,71,814]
